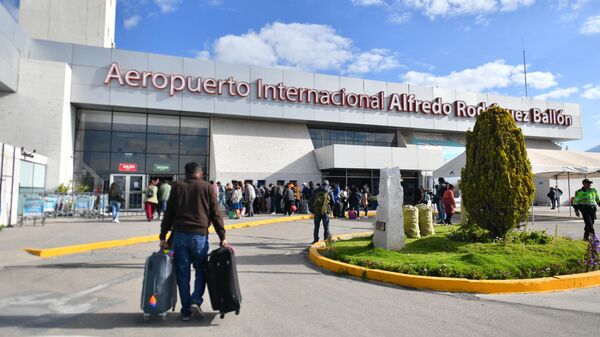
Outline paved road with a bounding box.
[1,217,600,337]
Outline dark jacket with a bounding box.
[160,176,225,241]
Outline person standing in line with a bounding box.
[310,180,333,244]
[276,182,284,214]
[217,181,226,213]
[442,184,456,225]
[244,181,256,217]
[293,183,302,213]
[143,179,159,221]
[269,183,277,214]
[158,180,171,219]
[361,185,370,218]
[108,182,124,223]
[283,183,295,216]
[573,179,600,241]
[233,182,243,219]
[339,186,349,217]
[548,187,557,209]
[349,185,362,216]
[435,178,448,224]
[159,162,228,321]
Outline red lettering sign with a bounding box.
[119,163,137,172]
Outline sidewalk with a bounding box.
[0,212,301,267]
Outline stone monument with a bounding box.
[373,167,404,250]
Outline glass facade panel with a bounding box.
[147,133,179,154]
[179,155,208,175]
[308,127,396,148]
[77,110,111,130]
[32,164,46,188]
[147,154,179,174]
[181,117,209,136]
[180,135,209,155]
[111,132,146,153]
[74,110,211,190]
[19,161,33,187]
[74,151,110,172]
[113,112,146,132]
[111,153,146,173]
[75,130,111,152]
[148,114,180,134]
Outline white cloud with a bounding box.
[210,22,357,72]
[401,59,557,92]
[352,0,386,6]
[195,50,211,60]
[124,15,141,29]
[346,49,401,74]
[205,22,402,75]
[533,87,578,100]
[387,12,411,24]
[154,0,181,13]
[580,15,600,34]
[582,85,600,99]
[401,0,534,18]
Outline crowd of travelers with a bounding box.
[208,180,372,220]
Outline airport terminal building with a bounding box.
[0,1,583,215]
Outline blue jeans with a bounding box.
[437,199,446,222]
[160,201,168,215]
[173,231,209,317]
[313,213,331,242]
[109,201,121,221]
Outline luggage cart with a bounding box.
[44,195,59,218]
[19,196,45,226]
[95,194,109,221]
[74,194,96,218]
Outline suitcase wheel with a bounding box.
[220,313,225,319]
[235,309,240,315]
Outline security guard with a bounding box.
[573,178,600,241]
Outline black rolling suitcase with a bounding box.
[204,246,242,319]
[141,250,177,321]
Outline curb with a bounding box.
[25,214,316,258]
[308,232,600,294]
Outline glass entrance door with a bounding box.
[110,174,145,210]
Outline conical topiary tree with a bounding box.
[460,106,534,239]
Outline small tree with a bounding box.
[461,106,534,239]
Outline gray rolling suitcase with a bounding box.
[141,250,177,320]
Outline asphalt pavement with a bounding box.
[0,210,599,336]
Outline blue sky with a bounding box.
[2,0,599,150]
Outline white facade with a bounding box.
[19,0,116,48]
[0,2,585,201]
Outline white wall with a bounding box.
[210,118,322,185]
[0,58,73,191]
[19,0,115,48]
[314,144,445,171]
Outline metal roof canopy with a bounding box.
[433,149,600,218]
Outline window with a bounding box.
[75,130,111,152]
[308,127,396,148]
[180,135,209,155]
[111,132,146,153]
[147,134,179,154]
[113,112,146,133]
[148,114,180,134]
[77,110,111,130]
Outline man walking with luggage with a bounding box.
[160,162,228,321]
[573,178,600,241]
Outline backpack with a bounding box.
[146,188,154,198]
[313,190,331,215]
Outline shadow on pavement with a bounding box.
[0,312,220,329]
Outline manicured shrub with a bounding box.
[460,106,535,239]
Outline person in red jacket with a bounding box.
[442,184,456,225]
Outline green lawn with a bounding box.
[328,226,589,280]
